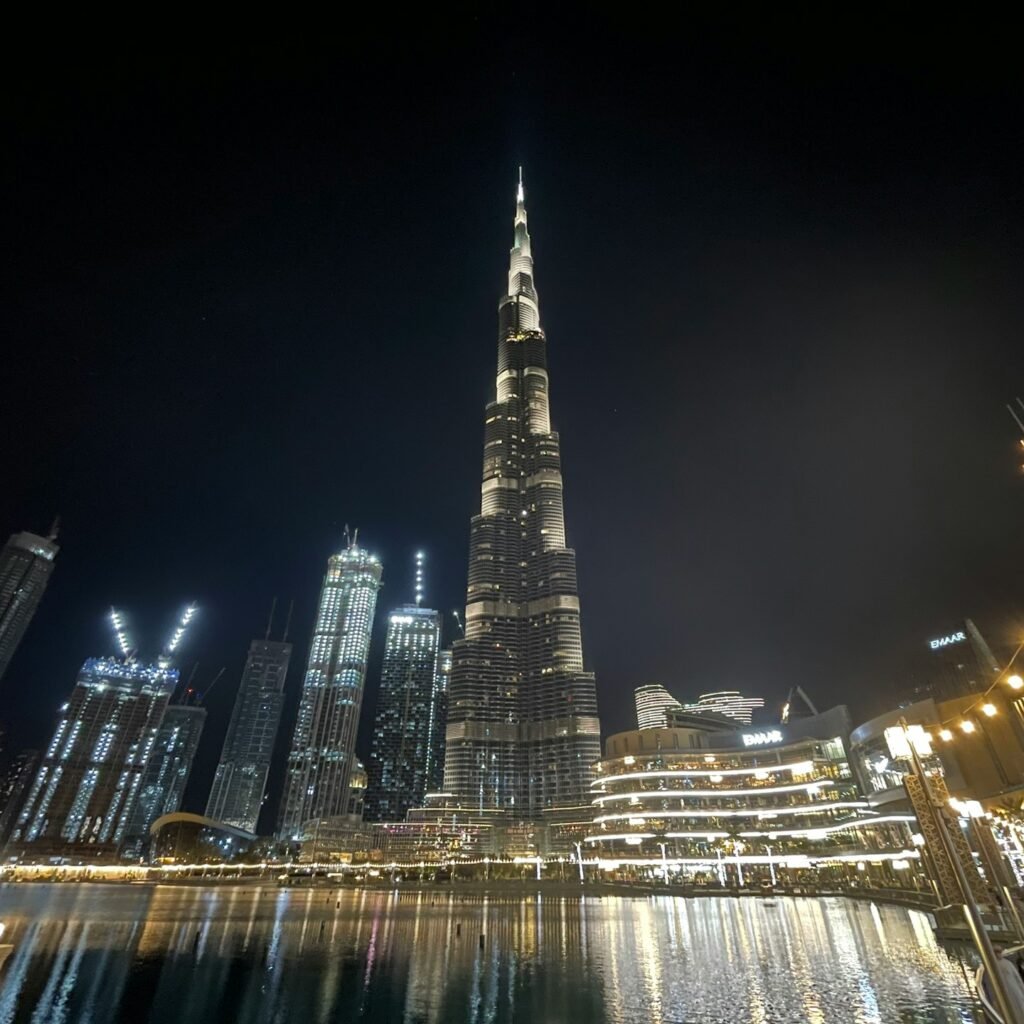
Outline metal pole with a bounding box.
[766,844,777,887]
[901,718,1023,1024]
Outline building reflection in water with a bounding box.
[0,883,977,1022]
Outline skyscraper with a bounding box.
[122,699,206,857]
[278,540,382,839]
[443,173,602,816]
[8,657,178,858]
[427,648,451,794]
[0,525,59,685]
[206,636,292,833]
[365,605,442,822]
[0,749,39,843]
[634,683,684,730]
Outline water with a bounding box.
[0,884,980,1023]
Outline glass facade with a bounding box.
[444,174,601,816]
[365,606,442,822]
[0,528,59,685]
[9,657,178,859]
[278,543,382,839]
[206,639,291,832]
[122,703,206,858]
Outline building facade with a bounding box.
[0,526,59,685]
[365,606,442,822]
[635,684,684,730]
[443,173,601,816]
[428,649,452,794]
[278,542,383,839]
[902,618,1002,703]
[122,702,206,858]
[586,708,917,881]
[206,638,291,832]
[0,749,39,843]
[683,690,766,726]
[8,657,178,859]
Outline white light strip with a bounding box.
[593,802,871,824]
[594,780,835,804]
[735,815,917,839]
[589,850,921,869]
[595,760,815,786]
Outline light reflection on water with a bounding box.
[0,884,979,1023]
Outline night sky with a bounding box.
[2,17,1022,824]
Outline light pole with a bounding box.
[896,717,1023,1024]
[658,841,669,885]
[574,841,585,884]
[765,844,777,888]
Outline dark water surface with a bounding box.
[0,884,979,1023]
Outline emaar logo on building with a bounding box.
[742,729,783,747]
[929,631,966,650]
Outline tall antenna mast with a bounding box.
[283,599,294,642]
[414,551,425,606]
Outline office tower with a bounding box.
[9,657,178,858]
[365,605,442,822]
[686,690,766,725]
[0,524,59,685]
[428,649,451,793]
[905,618,1003,703]
[443,173,601,816]
[206,635,292,832]
[122,700,206,857]
[278,540,382,839]
[0,749,39,843]
[634,684,684,730]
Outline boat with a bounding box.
[975,944,1024,1023]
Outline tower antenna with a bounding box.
[48,515,60,541]
[283,599,294,642]
[265,596,277,641]
[414,550,425,606]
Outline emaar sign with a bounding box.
[929,631,966,650]
[742,729,783,747]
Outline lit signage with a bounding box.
[929,630,966,650]
[742,729,783,747]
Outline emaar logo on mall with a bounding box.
[742,729,783,747]
[929,631,967,650]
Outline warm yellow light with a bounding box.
[938,728,954,742]
[981,703,997,717]
[1008,674,1024,691]
[960,720,976,734]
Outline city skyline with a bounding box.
[0,29,1022,824]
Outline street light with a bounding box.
[765,844,777,888]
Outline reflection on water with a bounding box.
[0,884,978,1023]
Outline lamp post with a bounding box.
[574,841,585,884]
[765,844,777,888]
[896,717,1023,1024]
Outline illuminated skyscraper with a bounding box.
[443,173,602,815]
[0,525,59,685]
[634,684,684,730]
[278,541,382,839]
[9,657,178,858]
[365,605,442,822]
[122,700,206,857]
[206,637,292,832]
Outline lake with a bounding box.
[0,884,979,1022]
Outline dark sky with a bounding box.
[2,15,1022,822]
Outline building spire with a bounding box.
[500,168,540,335]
